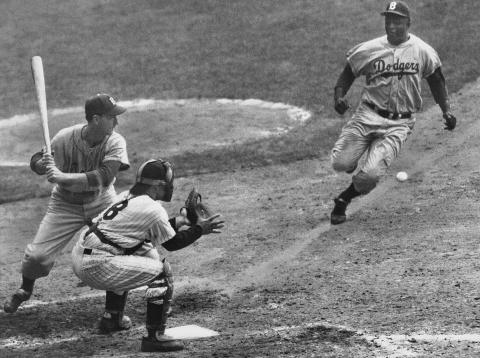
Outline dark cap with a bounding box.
[85,93,126,118]
[381,1,410,18]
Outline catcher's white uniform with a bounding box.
[72,191,176,294]
[332,34,441,193]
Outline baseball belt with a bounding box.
[364,101,412,120]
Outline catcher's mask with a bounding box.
[136,159,174,202]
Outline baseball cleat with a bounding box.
[141,335,184,352]
[97,314,132,334]
[4,288,32,313]
[330,197,349,225]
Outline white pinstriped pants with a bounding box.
[71,239,163,295]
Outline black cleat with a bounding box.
[141,335,184,352]
[4,288,31,313]
[330,198,349,225]
[98,314,132,334]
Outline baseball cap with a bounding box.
[381,1,410,18]
[136,159,174,186]
[85,93,126,118]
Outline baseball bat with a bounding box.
[31,56,51,154]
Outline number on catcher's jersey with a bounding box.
[103,199,129,220]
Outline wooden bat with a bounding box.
[31,56,51,154]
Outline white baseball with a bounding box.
[396,171,408,182]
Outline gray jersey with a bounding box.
[347,34,441,114]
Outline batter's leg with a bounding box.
[22,208,86,279]
[4,196,86,313]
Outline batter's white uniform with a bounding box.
[22,124,129,279]
[71,191,176,294]
[331,34,441,193]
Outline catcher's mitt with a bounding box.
[182,188,213,225]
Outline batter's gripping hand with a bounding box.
[334,97,350,115]
[443,112,456,131]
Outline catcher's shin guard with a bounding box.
[98,291,131,334]
[145,259,173,335]
[141,259,183,352]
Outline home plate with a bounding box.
[164,325,219,340]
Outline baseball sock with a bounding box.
[146,302,165,338]
[105,291,128,316]
[338,182,361,203]
[20,276,35,293]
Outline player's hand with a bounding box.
[176,209,192,228]
[46,165,64,184]
[443,112,456,131]
[42,152,55,168]
[334,97,350,115]
[197,214,225,235]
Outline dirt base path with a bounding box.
[2,78,480,357]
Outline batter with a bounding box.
[330,1,457,225]
[4,93,130,312]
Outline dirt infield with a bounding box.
[2,78,480,357]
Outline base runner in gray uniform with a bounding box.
[4,93,130,312]
[330,1,457,225]
[71,159,224,352]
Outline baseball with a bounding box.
[396,171,408,182]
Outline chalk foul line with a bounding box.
[3,318,480,357]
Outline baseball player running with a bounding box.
[330,1,457,225]
[71,159,224,352]
[4,93,130,313]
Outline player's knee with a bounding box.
[352,171,379,194]
[23,248,52,268]
[22,252,53,278]
[332,158,357,173]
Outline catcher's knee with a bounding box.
[352,171,379,194]
[145,259,173,305]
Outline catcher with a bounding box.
[71,158,224,352]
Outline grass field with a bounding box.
[0,0,478,118]
[2,2,480,357]
[1,0,480,202]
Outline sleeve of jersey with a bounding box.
[420,42,442,78]
[149,205,176,247]
[85,161,121,187]
[346,42,372,77]
[50,130,67,171]
[104,133,130,171]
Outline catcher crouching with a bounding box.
[71,159,224,352]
